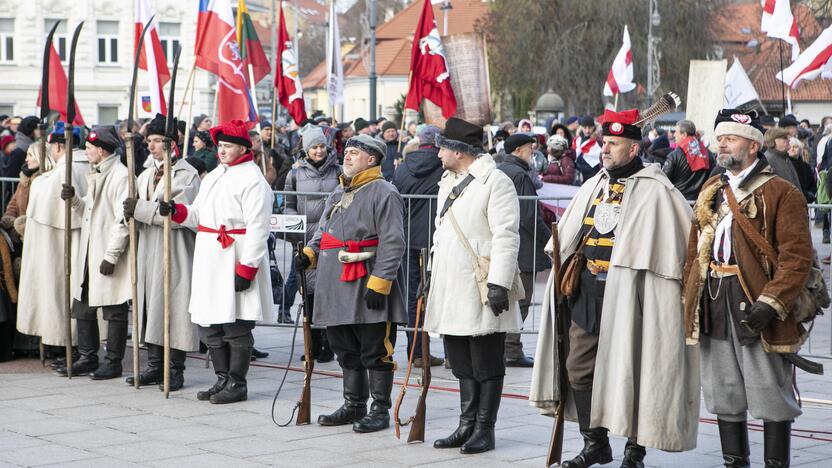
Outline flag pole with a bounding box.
[613,93,619,111]
[181,74,197,160]
[211,79,219,122]
[778,40,787,114]
[398,71,413,153]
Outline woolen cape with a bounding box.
[529,164,700,451]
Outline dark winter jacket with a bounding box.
[764,148,802,189]
[661,147,715,201]
[193,147,218,173]
[542,150,576,185]
[392,145,443,250]
[284,151,342,241]
[789,156,816,203]
[382,140,402,181]
[497,155,551,273]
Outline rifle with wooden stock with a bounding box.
[295,242,314,425]
[394,248,431,443]
[545,221,569,467]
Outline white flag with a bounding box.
[326,0,344,106]
[760,0,800,61]
[603,25,636,97]
[724,58,759,107]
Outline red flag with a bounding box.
[135,0,170,116]
[274,1,307,125]
[404,0,456,118]
[37,44,84,126]
[195,0,258,125]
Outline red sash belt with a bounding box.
[320,231,379,282]
[198,224,246,249]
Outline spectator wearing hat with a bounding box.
[380,120,402,181]
[354,118,371,136]
[295,133,407,433]
[16,122,90,365]
[392,124,444,368]
[193,130,218,173]
[764,127,801,189]
[645,127,671,166]
[685,108,812,468]
[574,116,603,182]
[121,113,201,392]
[1,134,15,158]
[260,121,274,152]
[58,125,132,380]
[542,134,576,185]
[2,116,39,179]
[662,120,715,201]
[158,119,274,405]
[497,134,551,369]
[778,114,799,137]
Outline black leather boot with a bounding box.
[434,379,479,448]
[161,348,187,392]
[317,335,334,363]
[318,368,368,426]
[210,346,251,404]
[717,419,750,468]
[197,346,229,401]
[562,388,612,468]
[621,438,646,468]
[92,320,128,380]
[460,377,503,454]
[56,319,99,377]
[126,343,163,386]
[763,420,791,468]
[353,370,394,433]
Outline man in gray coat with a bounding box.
[123,114,201,391]
[296,134,406,434]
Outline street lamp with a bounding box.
[440,1,453,36]
[533,89,565,126]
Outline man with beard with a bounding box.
[530,109,700,467]
[296,134,406,433]
[684,109,811,468]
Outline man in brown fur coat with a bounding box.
[683,109,813,468]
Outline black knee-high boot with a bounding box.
[353,370,394,433]
[318,368,368,426]
[460,377,503,454]
[562,388,612,468]
[763,420,791,468]
[717,419,750,468]
[197,346,229,401]
[434,379,479,448]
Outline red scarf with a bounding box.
[678,136,710,172]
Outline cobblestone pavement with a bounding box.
[2,235,832,467]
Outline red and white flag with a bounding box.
[274,0,307,125]
[761,0,800,61]
[578,136,601,167]
[777,25,832,88]
[404,0,457,118]
[135,0,170,116]
[603,25,635,97]
[195,0,257,125]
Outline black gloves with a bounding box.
[741,302,778,335]
[487,283,509,317]
[295,251,312,271]
[234,274,252,292]
[60,184,75,201]
[365,289,386,310]
[158,200,176,217]
[123,198,138,220]
[99,260,115,276]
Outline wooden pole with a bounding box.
[126,131,140,389]
[176,65,197,118]
[180,71,198,160]
[211,80,220,123]
[398,71,413,153]
[63,128,73,379]
[37,128,47,367]
[162,140,172,398]
[270,87,278,150]
[613,93,619,111]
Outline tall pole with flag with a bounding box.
[777,25,832,89]
[274,0,307,125]
[603,25,635,110]
[327,0,344,121]
[237,0,272,124]
[761,0,800,113]
[195,0,258,125]
[135,0,170,116]
[404,0,457,121]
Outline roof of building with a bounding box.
[302,0,490,89]
[709,1,832,103]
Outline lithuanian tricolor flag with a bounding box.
[236,0,271,85]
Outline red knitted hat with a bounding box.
[210,119,252,149]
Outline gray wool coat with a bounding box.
[133,159,201,351]
[307,167,407,327]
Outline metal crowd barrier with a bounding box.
[1,175,828,358]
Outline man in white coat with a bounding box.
[59,125,132,380]
[17,123,88,362]
[425,118,523,455]
[160,119,272,404]
[123,114,200,391]
[529,109,700,468]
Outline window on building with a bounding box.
[44,19,67,61]
[0,18,14,63]
[0,104,13,117]
[97,21,118,65]
[98,105,119,125]
[158,22,180,65]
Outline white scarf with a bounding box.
[712,159,759,263]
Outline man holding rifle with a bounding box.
[123,114,201,391]
[159,119,272,404]
[529,109,699,467]
[295,133,407,434]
